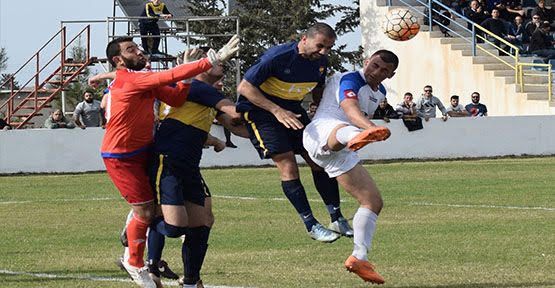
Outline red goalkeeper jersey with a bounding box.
[101,58,212,158]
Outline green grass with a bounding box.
[0,157,554,287]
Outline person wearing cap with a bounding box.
[446,95,469,117]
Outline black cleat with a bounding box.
[158,260,179,280]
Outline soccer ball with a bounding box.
[383,9,420,41]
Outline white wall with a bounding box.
[1,116,555,174]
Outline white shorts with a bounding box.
[303,119,360,178]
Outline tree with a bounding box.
[0,47,7,73]
[0,73,20,90]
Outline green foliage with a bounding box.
[0,47,7,73]
[0,158,554,287]
[0,73,20,90]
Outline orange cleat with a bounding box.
[344,255,385,284]
[346,126,391,152]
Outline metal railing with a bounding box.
[385,0,552,99]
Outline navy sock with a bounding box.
[282,179,317,231]
[147,228,165,274]
[150,217,189,238]
[311,169,343,222]
[182,226,211,285]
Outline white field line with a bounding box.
[0,269,250,288]
[409,202,555,211]
[0,195,553,212]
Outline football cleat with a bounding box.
[179,277,204,288]
[328,217,354,237]
[347,126,391,151]
[158,260,179,280]
[344,255,385,284]
[120,258,157,288]
[308,223,340,243]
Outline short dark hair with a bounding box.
[106,37,134,67]
[450,95,459,100]
[371,50,399,70]
[306,22,336,40]
[404,92,413,97]
[471,91,480,97]
[424,85,432,90]
[541,21,551,29]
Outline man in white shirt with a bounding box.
[446,95,469,117]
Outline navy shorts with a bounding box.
[243,107,311,159]
[150,154,211,207]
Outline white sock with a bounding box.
[122,210,134,262]
[352,207,378,261]
[336,126,362,145]
[125,209,134,225]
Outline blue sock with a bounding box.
[182,226,211,285]
[282,179,317,231]
[311,170,343,222]
[147,228,165,271]
[150,217,189,238]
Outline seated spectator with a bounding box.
[73,90,105,129]
[446,95,470,117]
[306,102,318,120]
[372,98,399,122]
[529,21,555,61]
[525,14,543,44]
[464,0,489,29]
[395,92,418,118]
[480,8,511,47]
[508,15,526,47]
[44,109,75,129]
[0,117,11,130]
[416,85,448,121]
[531,0,553,25]
[465,92,488,116]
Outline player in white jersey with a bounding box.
[303,50,398,284]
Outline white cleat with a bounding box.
[328,217,354,237]
[120,258,157,288]
[308,223,340,243]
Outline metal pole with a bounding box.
[471,25,476,56]
[235,17,241,100]
[428,0,433,32]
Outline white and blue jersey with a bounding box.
[313,70,386,124]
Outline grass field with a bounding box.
[0,157,554,288]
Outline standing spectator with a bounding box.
[416,85,448,121]
[44,109,76,129]
[529,21,555,61]
[465,92,489,116]
[464,0,489,29]
[73,91,105,129]
[306,102,318,120]
[139,0,172,55]
[395,92,417,118]
[531,0,553,25]
[372,98,399,122]
[446,95,470,117]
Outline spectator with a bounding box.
[525,14,543,44]
[508,15,526,46]
[306,102,318,120]
[531,0,553,24]
[0,117,11,130]
[395,92,418,118]
[446,95,470,117]
[73,91,105,129]
[494,1,524,23]
[372,98,399,122]
[139,0,172,55]
[424,1,454,37]
[480,8,511,47]
[464,0,489,29]
[465,92,488,116]
[416,85,448,121]
[44,109,76,129]
[529,21,555,61]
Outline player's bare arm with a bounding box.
[340,98,376,130]
[237,80,303,130]
[216,113,249,138]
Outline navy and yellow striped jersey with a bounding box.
[159,79,225,133]
[236,41,328,112]
[140,2,171,24]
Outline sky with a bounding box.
[0,0,360,82]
